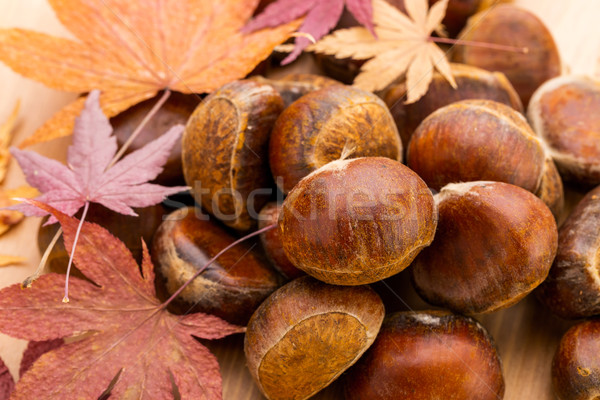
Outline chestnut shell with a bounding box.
[528,75,600,186]
[407,99,545,193]
[407,99,564,218]
[537,185,600,319]
[345,311,505,400]
[182,79,284,231]
[552,319,600,400]
[269,85,402,194]
[152,207,281,325]
[453,4,561,106]
[244,276,384,400]
[384,63,523,149]
[412,181,558,314]
[279,157,437,285]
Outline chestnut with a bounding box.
[537,185,600,319]
[452,4,561,106]
[384,63,523,149]
[280,157,437,285]
[407,99,564,218]
[528,75,600,187]
[152,207,282,325]
[535,157,566,221]
[412,181,558,314]
[112,91,200,185]
[345,311,505,400]
[251,73,341,107]
[244,276,384,400]
[182,79,284,231]
[552,319,600,400]
[258,202,304,280]
[38,203,165,276]
[269,85,402,194]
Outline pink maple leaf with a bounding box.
[244,0,376,64]
[10,90,187,223]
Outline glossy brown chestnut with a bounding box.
[251,74,340,107]
[244,276,384,400]
[280,157,437,285]
[258,202,304,280]
[535,157,566,221]
[152,207,281,325]
[528,75,600,186]
[345,311,505,400]
[384,63,522,148]
[38,203,165,276]
[412,181,558,314]
[182,79,284,231]
[407,99,564,218]
[537,185,600,319]
[552,319,600,400]
[269,85,402,194]
[112,91,199,185]
[453,4,561,106]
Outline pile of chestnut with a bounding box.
[39,3,600,400]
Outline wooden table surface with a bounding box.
[0,1,599,399]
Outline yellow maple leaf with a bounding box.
[0,255,26,267]
[0,185,39,236]
[311,0,456,103]
[0,0,300,148]
[0,101,19,183]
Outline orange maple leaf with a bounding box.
[0,0,300,147]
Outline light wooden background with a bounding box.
[0,1,599,399]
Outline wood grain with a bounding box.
[0,1,598,399]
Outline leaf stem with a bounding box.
[22,227,62,288]
[160,222,278,309]
[63,201,90,303]
[428,36,529,53]
[106,89,172,169]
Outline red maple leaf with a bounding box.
[244,0,376,64]
[0,355,13,400]
[0,200,244,399]
[10,90,187,222]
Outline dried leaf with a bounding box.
[0,101,19,183]
[10,91,187,222]
[0,355,14,400]
[0,0,300,148]
[244,0,374,64]
[0,255,26,267]
[312,0,457,102]
[19,339,64,378]
[0,200,244,399]
[0,186,38,236]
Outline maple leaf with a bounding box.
[19,339,64,378]
[0,186,38,237]
[0,101,19,183]
[312,0,457,103]
[10,90,187,222]
[0,255,26,267]
[0,200,244,399]
[0,355,14,400]
[244,0,376,64]
[0,0,300,148]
